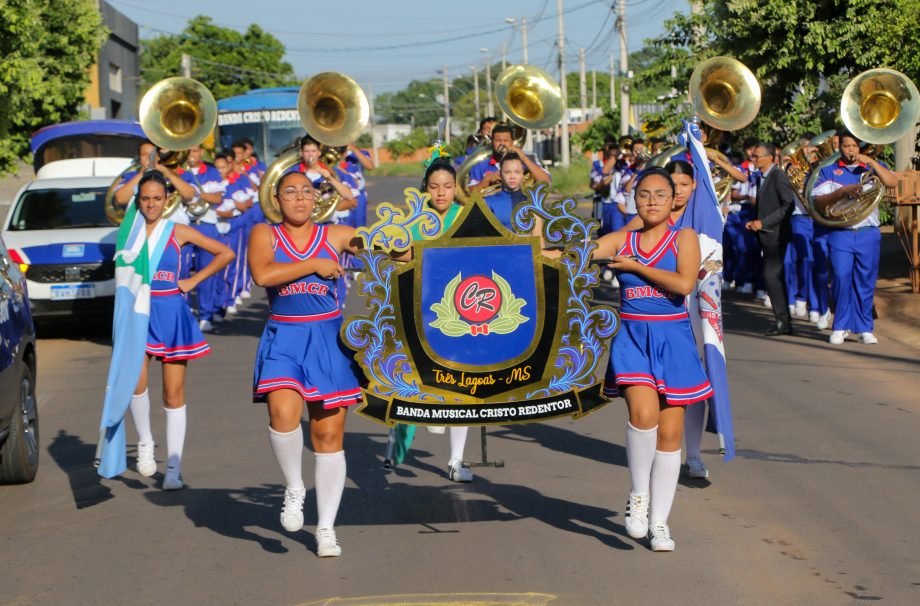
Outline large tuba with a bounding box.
[105,77,217,224]
[259,72,369,224]
[456,64,563,203]
[804,68,920,228]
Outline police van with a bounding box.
[1,120,144,319]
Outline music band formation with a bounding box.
[99,61,918,559]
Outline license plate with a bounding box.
[50,284,96,300]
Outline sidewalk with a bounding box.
[874,227,920,349]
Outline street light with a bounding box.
[503,16,529,64]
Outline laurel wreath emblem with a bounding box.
[429,271,529,337]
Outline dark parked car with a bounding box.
[0,234,38,483]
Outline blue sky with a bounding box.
[108,0,685,92]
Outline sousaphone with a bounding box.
[259,72,370,224]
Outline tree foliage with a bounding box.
[638,0,920,146]
[141,16,296,100]
[0,0,107,175]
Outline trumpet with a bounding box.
[104,77,217,225]
[259,72,369,224]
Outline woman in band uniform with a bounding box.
[592,167,713,551]
[129,171,234,490]
[248,171,363,558]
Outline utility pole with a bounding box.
[617,0,630,135]
[579,48,587,114]
[442,66,451,144]
[501,44,507,71]
[521,16,529,64]
[181,53,192,78]
[592,69,597,117]
[556,0,570,167]
[368,83,379,166]
[609,53,616,110]
[471,66,481,123]
[485,58,495,117]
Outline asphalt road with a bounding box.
[3,176,919,606]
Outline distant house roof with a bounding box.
[217,87,300,112]
[30,120,145,154]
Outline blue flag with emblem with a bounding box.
[96,204,172,478]
[675,119,736,461]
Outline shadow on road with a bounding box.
[489,423,628,469]
[47,430,117,509]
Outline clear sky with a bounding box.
[108,0,686,93]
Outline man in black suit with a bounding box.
[745,142,795,336]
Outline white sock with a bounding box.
[130,390,153,444]
[626,422,658,495]
[164,405,187,473]
[315,450,346,530]
[684,403,705,460]
[650,449,682,525]
[448,426,469,466]
[269,426,305,490]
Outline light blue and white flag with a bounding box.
[675,119,736,461]
[97,204,171,478]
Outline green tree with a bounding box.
[0,0,107,175]
[384,128,434,159]
[141,16,296,100]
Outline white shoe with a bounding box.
[817,310,831,330]
[725,280,736,291]
[280,487,306,532]
[163,468,184,490]
[763,295,772,309]
[199,319,214,333]
[611,276,620,289]
[794,300,808,318]
[829,330,849,345]
[755,289,767,301]
[136,441,156,477]
[316,527,342,557]
[858,332,878,344]
[426,425,446,434]
[225,305,238,315]
[737,283,753,295]
[240,290,252,299]
[625,492,650,539]
[448,460,473,482]
[601,269,614,282]
[235,295,243,306]
[809,311,820,323]
[686,456,709,479]
[788,304,795,317]
[649,522,675,552]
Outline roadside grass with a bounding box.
[367,163,424,178]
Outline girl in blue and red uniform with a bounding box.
[129,172,234,490]
[592,167,712,552]
[248,170,363,558]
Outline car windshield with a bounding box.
[8,187,111,231]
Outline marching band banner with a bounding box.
[343,186,619,427]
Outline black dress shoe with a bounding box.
[764,322,793,337]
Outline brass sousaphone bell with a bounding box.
[456,64,564,203]
[105,77,217,224]
[804,68,920,228]
[259,72,370,224]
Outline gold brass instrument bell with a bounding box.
[105,77,217,225]
[259,72,370,224]
[456,64,564,203]
[804,68,920,228]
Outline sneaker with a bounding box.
[235,295,243,306]
[211,313,225,324]
[136,441,156,477]
[809,311,820,323]
[280,487,306,532]
[199,319,214,333]
[725,280,736,291]
[163,468,184,490]
[426,425,446,434]
[737,283,753,295]
[611,276,620,289]
[829,330,849,345]
[763,295,772,309]
[448,460,473,482]
[316,527,341,557]
[240,290,252,299]
[816,310,831,330]
[624,492,650,539]
[788,304,795,317]
[686,456,709,479]
[858,332,878,344]
[649,522,675,552]
[225,305,238,315]
[601,269,614,282]
[755,289,767,301]
[794,300,808,318]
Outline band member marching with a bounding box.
[214,150,255,314]
[248,171,363,557]
[295,135,357,221]
[467,124,550,194]
[127,171,233,489]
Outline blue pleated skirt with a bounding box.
[146,293,211,362]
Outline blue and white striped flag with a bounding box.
[97,204,171,478]
[675,119,736,461]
